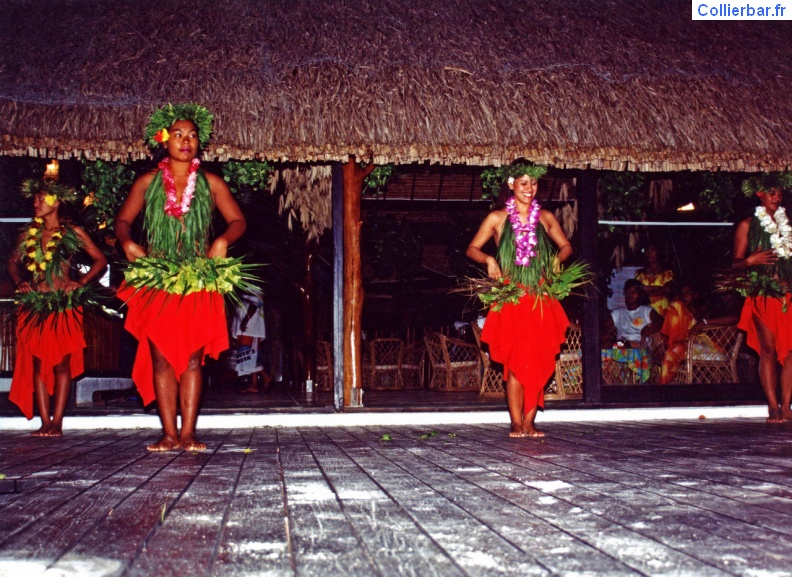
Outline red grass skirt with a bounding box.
[738,295,792,361]
[482,295,569,413]
[117,284,228,407]
[10,308,86,419]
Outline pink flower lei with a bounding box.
[505,197,541,267]
[159,157,200,218]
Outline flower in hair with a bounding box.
[145,103,214,150]
[154,128,170,144]
[20,180,78,204]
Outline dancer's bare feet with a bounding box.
[767,406,785,424]
[181,435,206,452]
[45,423,63,437]
[523,425,546,438]
[781,407,792,422]
[31,422,52,437]
[147,435,181,452]
[508,423,527,438]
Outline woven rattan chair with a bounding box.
[546,324,583,400]
[423,332,480,392]
[365,337,404,390]
[681,324,743,384]
[0,301,16,372]
[470,323,505,396]
[641,331,671,384]
[400,339,425,390]
[315,339,333,391]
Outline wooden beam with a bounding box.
[342,158,375,407]
[332,163,344,411]
[577,170,603,403]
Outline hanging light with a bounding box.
[676,202,695,212]
[43,159,60,181]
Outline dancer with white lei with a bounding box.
[732,172,792,423]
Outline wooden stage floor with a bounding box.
[1,418,791,576]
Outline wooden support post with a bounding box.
[332,163,344,411]
[577,170,603,403]
[342,158,375,407]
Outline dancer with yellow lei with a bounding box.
[732,172,792,423]
[8,180,107,434]
[467,163,585,438]
[116,104,247,451]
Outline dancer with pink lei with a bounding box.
[467,163,587,438]
[116,104,246,451]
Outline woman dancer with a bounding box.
[116,104,246,451]
[733,173,792,423]
[8,179,107,435]
[466,163,573,438]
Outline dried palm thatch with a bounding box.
[273,165,332,242]
[0,0,790,172]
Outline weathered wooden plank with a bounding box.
[210,427,293,577]
[118,430,241,577]
[428,423,789,575]
[57,444,216,569]
[274,428,381,577]
[346,426,654,576]
[0,431,154,543]
[0,431,195,560]
[0,419,791,577]
[331,427,559,576]
[0,429,111,473]
[298,427,467,577]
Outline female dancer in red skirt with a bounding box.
[467,164,572,438]
[116,104,246,451]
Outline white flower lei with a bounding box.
[756,206,792,258]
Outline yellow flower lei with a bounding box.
[21,218,63,277]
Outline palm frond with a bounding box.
[122,256,263,309]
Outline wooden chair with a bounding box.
[546,324,583,400]
[400,339,425,390]
[641,331,671,384]
[470,323,505,396]
[423,332,480,392]
[315,339,333,391]
[0,301,16,372]
[365,337,404,390]
[83,310,122,372]
[681,324,743,384]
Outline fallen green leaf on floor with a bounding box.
[447,433,457,437]
[161,503,167,523]
[0,473,6,479]
[419,434,429,440]
[380,434,392,441]
[243,447,255,453]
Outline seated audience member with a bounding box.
[659,284,739,384]
[635,243,674,317]
[606,279,662,348]
[658,284,700,384]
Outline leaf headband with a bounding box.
[480,162,548,200]
[741,172,792,197]
[21,179,78,204]
[144,103,214,150]
[506,163,548,182]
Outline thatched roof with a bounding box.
[1,0,790,171]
